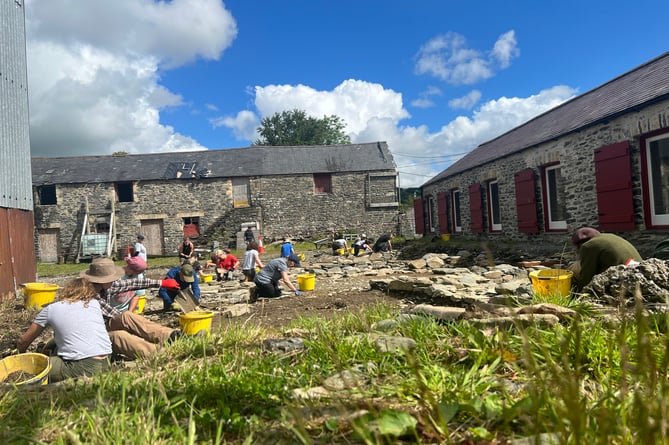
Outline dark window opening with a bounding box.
[116,182,134,202]
[38,185,57,205]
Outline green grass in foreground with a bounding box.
[3,298,669,444]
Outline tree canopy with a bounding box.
[254,109,351,146]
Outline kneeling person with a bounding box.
[253,253,301,299]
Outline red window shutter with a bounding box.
[514,169,538,234]
[469,183,484,233]
[437,192,448,233]
[594,141,635,231]
[413,198,425,234]
[183,224,200,238]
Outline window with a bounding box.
[183,217,200,238]
[314,173,332,194]
[643,132,669,227]
[38,185,57,205]
[543,165,566,230]
[115,182,134,202]
[451,189,462,232]
[232,178,250,208]
[487,180,502,232]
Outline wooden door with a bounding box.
[140,219,164,256]
[38,229,60,263]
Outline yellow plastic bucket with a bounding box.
[0,353,51,386]
[297,273,315,291]
[298,253,306,261]
[22,283,60,310]
[529,269,573,297]
[336,248,345,256]
[200,273,214,283]
[133,296,146,314]
[441,234,451,241]
[178,310,215,335]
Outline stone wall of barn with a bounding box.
[421,100,669,257]
[33,170,400,262]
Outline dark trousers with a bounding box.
[254,280,281,298]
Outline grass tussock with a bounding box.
[3,298,669,444]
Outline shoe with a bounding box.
[167,329,183,344]
[249,287,258,303]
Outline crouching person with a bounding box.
[16,278,111,383]
[80,257,183,359]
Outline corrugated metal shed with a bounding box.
[1,0,33,210]
[424,51,669,186]
[31,141,396,185]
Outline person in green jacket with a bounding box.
[570,227,642,289]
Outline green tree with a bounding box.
[254,109,351,146]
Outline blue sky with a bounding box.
[25,0,669,187]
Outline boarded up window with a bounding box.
[367,173,398,207]
[232,178,250,208]
[314,174,332,194]
[413,198,425,234]
[183,217,200,238]
[437,192,448,233]
[469,183,484,233]
[514,169,539,234]
[594,141,635,231]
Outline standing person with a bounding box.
[178,236,194,264]
[253,253,302,300]
[158,263,201,311]
[280,238,295,258]
[244,226,255,245]
[242,241,264,282]
[353,234,373,256]
[134,234,147,261]
[80,257,183,359]
[570,227,642,289]
[373,233,393,253]
[16,278,112,383]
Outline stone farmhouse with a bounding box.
[31,142,400,263]
[417,51,669,256]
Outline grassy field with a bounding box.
[2,291,669,443]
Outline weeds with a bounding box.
[3,298,669,443]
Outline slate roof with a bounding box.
[31,141,396,185]
[423,51,669,187]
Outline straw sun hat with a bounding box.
[80,257,124,283]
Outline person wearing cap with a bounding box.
[252,253,301,300]
[352,234,372,256]
[111,256,147,313]
[17,277,112,383]
[158,263,201,311]
[80,257,183,359]
[134,234,147,261]
[570,226,642,290]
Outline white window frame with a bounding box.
[544,164,567,230]
[488,180,502,232]
[646,133,669,226]
[426,196,435,232]
[451,189,462,232]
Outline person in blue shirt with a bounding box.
[280,238,295,258]
[158,263,200,311]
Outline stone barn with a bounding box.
[417,52,669,256]
[31,142,400,262]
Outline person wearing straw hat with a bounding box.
[16,277,112,383]
[80,257,184,359]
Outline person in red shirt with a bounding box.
[218,248,239,281]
